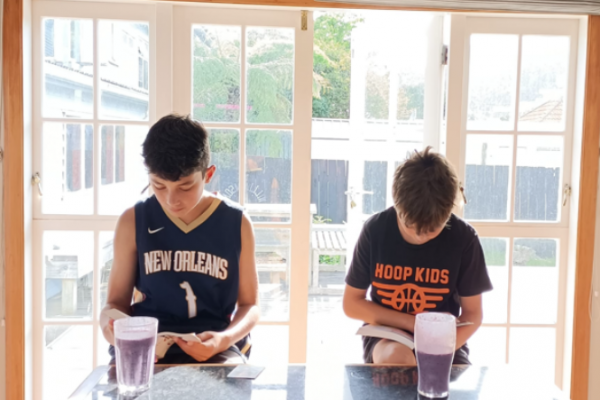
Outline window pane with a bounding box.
[515,135,563,222]
[311,160,348,224]
[42,123,94,215]
[256,229,290,321]
[43,19,93,119]
[467,327,506,366]
[44,231,94,320]
[44,325,93,400]
[464,134,513,221]
[99,125,148,215]
[467,34,519,131]
[245,130,292,223]
[480,238,508,324]
[99,231,114,312]
[99,21,149,120]
[246,27,294,124]
[206,129,240,202]
[511,238,559,324]
[518,36,570,132]
[192,25,241,123]
[509,327,556,384]
[363,161,387,215]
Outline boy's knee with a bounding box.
[372,340,416,365]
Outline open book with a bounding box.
[357,321,474,351]
[105,309,202,359]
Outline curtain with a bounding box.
[316,0,600,14]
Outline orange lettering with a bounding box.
[425,268,430,282]
[401,373,409,385]
[393,266,403,280]
[381,373,390,386]
[384,265,393,280]
[403,266,413,280]
[415,267,425,282]
[431,269,440,284]
[441,269,449,285]
[375,263,384,278]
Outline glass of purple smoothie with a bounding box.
[414,313,456,398]
[114,316,158,395]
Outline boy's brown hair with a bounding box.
[392,146,458,235]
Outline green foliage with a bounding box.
[313,215,332,224]
[312,13,363,119]
[319,254,342,265]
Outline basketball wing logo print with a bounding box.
[372,282,450,314]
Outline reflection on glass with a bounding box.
[43,18,94,119]
[245,130,292,223]
[44,231,94,319]
[518,36,569,132]
[98,125,148,215]
[480,238,508,324]
[98,21,149,120]
[464,134,513,221]
[192,25,241,123]
[206,129,240,202]
[255,229,290,321]
[246,27,294,124]
[515,135,563,222]
[511,238,558,324]
[42,123,94,215]
[467,34,519,131]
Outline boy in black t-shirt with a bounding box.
[343,147,492,365]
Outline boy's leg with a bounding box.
[363,336,416,364]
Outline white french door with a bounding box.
[171,6,313,363]
[445,15,579,387]
[32,2,313,398]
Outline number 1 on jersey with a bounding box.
[180,281,197,319]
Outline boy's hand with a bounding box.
[174,331,231,362]
[102,319,116,346]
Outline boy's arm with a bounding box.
[100,207,138,345]
[343,285,416,333]
[221,213,260,344]
[456,294,483,350]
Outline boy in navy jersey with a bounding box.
[100,114,259,364]
[343,147,492,365]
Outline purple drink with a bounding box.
[114,317,158,395]
[416,352,453,398]
[115,336,155,392]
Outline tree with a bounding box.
[312,13,363,119]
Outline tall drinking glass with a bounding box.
[114,316,158,394]
[414,313,456,398]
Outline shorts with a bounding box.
[362,335,471,365]
[109,334,251,365]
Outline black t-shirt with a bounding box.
[346,208,493,317]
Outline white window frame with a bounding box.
[29,3,585,398]
[171,5,313,363]
[32,2,157,398]
[445,15,580,388]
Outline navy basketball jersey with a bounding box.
[131,195,243,337]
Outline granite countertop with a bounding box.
[71,364,569,400]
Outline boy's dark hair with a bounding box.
[142,114,210,181]
[392,146,458,235]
